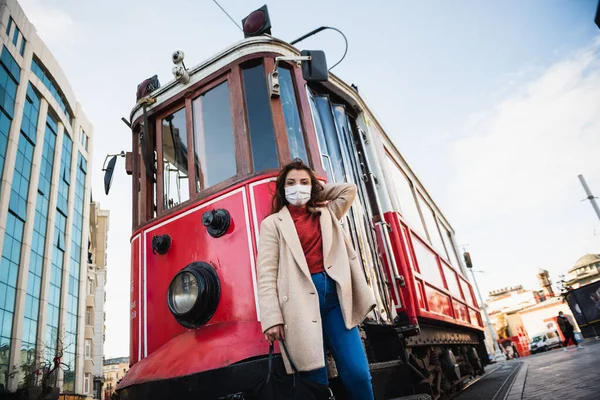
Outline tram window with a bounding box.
[192,81,236,190]
[460,279,476,307]
[307,89,330,176]
[242,62,278,171]
[442,263,462,299]
[417,193,446,257]
[439,219,462,272]
[161,108,189,210]
[385,156,425,236]
[278,67,308,163]
[412,238,444,289]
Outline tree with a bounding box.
[7,331,74,400]
[557,274,573,303]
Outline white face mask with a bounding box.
[285,184,312,207]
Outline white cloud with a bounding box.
[446,37,600,296]
[19,0,85,48]
[451,38,600,221]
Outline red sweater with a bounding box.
[288,206,324,274]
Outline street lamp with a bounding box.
[463,251,505,361]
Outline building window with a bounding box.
[85,339,92,359]
[192,81,236,191]
[80,129,88,151]
[6,17,13,36]
[161,107,189,210]
[19,37,25,56]
[86,307,92,325]
[242,62,278,171]
[84,373,90,393]
[12,27,20,48]
[88,278,93,295]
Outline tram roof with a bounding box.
[129,35,458,237]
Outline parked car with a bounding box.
[529,330,561,354]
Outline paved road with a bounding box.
[456,339,600,400]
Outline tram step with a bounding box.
[369,359,403,371]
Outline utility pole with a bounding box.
[463,251,503,359]
[578,174,600,222]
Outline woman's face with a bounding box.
[285,169,311,188]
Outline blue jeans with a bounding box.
[300,271,375,400]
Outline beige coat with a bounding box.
[257,183,376,373]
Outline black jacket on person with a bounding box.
[557,315,574,334]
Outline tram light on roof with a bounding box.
[136,75,160,103]
[242,5,272,38]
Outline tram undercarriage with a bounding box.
[117,321,486,400]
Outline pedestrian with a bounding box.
[557,311,582,351]
[511,343,520,359]
[257,159,376,400]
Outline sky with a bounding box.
[18,0,600,358]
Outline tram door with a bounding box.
[307,89,395,324]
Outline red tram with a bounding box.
[107,5,487,399]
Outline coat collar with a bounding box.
[276,206,333,276]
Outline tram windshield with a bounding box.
[135,56,321,224]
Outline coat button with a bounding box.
[310,292,316,295]
[283,296,288,302]
[284,324,288,330]
[327,265,332,269]
[312,319,318,323]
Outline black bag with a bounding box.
[249,341,334,400]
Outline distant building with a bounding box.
[486,285,541,316]
[566,254,600,289]
[536,269,554,298]
[83,203,109,398]
[486,285,541,342]
[0,0,93,393]
[103,357,129,400]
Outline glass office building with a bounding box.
[0,0,93,394]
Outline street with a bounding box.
[456,339,600,400]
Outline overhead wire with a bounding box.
[211,0,243,31]
[290,26,348,71]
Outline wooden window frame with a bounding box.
[189,72,245,193]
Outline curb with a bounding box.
[503,363,528,400]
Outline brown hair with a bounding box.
[271,159,323,214]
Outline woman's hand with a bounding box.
[264,325,285,343]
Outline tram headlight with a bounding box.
[169,271,198,314]
[167,262,220,328]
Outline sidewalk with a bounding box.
[505,338,600,400]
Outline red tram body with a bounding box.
[113,8,487,399]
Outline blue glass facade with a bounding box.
[0,46,20,196]
[0,82,38,385]
[46,134,72,362]
[30,59,70,120]
[21,114,56,367]
[63,152,86,392]
[0,213,23,382]
[0,10,92,392]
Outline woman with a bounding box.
[257,159,376,400]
